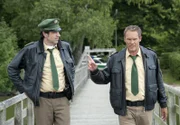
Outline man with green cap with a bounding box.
[7,18,75,125]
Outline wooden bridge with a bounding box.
[0,46,179,125]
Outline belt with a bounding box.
[126,100,144,106]
[40,91,65,98]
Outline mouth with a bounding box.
[129,45,134,48]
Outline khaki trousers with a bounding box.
[34,97,70,125]
[119,106,153,125]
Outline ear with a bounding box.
[139,36,142,42]
[124,37,126,43]
[42,32,48,37]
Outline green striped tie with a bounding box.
[48,49,59,91]
[130,56,138,96]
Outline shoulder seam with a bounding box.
[24,42,35,47]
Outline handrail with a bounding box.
[152,84,180,125]
[0,94,34,125]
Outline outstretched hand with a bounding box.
[88,55,97,71]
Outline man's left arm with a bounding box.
[67,44,75,81]
[156,55,168,121]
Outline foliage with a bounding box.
[126,0,155,4]
[0,0,116,92]
[159,53,170,69]
[1,0,180,92]
[3,0,116,49]
[112,0,180,54]
[116,44,126,51]
[69,9,115,48]
[168,52,180,80]
[0,20,17,93]
[162,69,180,85]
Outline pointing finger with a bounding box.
[88,55,94,63]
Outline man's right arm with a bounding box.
[88,56,110,84]
[7,48,26,93]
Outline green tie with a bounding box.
[130,56,138,96]
[48,49,59,91]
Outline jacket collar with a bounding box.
[116,45,149,62]
[140,46,149,58]
[37,39,64,53]
[37,39,44,53]
[117,48,126,62]
[57,40,64,50]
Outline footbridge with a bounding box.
[0,46,179,125]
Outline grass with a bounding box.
[162,69,180,85]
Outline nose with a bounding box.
[57,32,60,37]
[129,40,135,44]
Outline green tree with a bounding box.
[3,0,116,62]
[0,20,17,93]
[112,0,180,54]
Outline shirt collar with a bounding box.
[44,42,57,51]
[126,47,142,58]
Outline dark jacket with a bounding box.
[90,46,167,116]
[8,40,75,106]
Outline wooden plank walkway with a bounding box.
[70,79,119,125]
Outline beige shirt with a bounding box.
[40,43,65,92]
[125,48,145,101]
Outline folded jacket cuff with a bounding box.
[90,68,99,75]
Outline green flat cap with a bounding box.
[38,18,61,31]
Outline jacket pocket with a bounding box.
[112,68,121,73]
[147,84,158,104]
[111,68,122,88]
[27,62,38,76]
[148,65,157,83]
[66,58,74,67]
[149,65,156,70]
[110,88,122,109]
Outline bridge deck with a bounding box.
[70,79,119,125]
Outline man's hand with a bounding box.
[88,55,97,71]
[161,107,168,121]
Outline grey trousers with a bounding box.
[34,97,70,125]
[119,106,153,125]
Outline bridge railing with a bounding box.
[0,94,34,125]
[153,84,180,125]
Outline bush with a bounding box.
[168,52,180,80]
[159,53,171,69]
[0,20,17,93]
